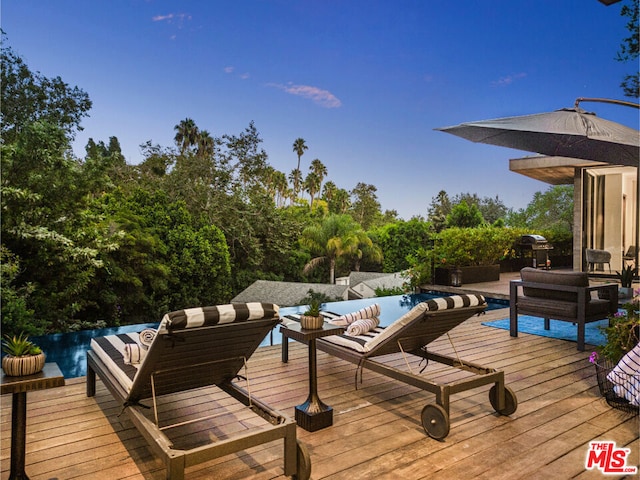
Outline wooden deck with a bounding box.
[2,306,639,479]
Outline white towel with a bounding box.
[346,317,380,336]
[329,304,381,326]
[607,341,640,406]
[123,343,147,365]
[139,328,156,349]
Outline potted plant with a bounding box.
[617,264,635,299]
[2,332,46,376]
[300,299,324,329]
[589,290,639,414]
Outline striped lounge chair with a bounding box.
[87,303,310,480]
[281,294,517,440]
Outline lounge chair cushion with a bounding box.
[90,332,142,391]
[322,294,485,354]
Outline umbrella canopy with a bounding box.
[437,107,639,167]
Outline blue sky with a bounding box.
[3,0,638,219]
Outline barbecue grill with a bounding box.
[518,234,553,269]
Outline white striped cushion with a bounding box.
[607,342,640,406]
[90,333,142,392]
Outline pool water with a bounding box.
[29,292,507,378]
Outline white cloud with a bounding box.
[224,66,235,74]
[152,14,174,22]
[239,73,250,80]
[267,82,342,108]
[492,72,527,87]
[151,13,192,25]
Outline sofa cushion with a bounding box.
[518,297,611,320]
[520,267,589,303]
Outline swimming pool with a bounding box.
[28,292,507,378]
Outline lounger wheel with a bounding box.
[293,440,311,480]
[421,404,450,440]
[489,385,518,416]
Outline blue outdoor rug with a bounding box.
[482,316,607,347]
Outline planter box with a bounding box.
[434,265,501,286]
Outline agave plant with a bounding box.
[617,264,636,288]
[2,332,42,357]
[303,298,322,318]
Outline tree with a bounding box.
[85,189,232,325]
[452,193,507,225]
[304,171,321,211]
[446,200,485,228]
[506,185,574,233]
[617,0,639,98]
[309,158,327,198]
[322,181,337,203]
[331,188,350,214]
[288,169,302,204]
[349,233,383,272]
[292,137,308,198]
[196,129,216,158]
[272,169,289,207]
[370,218,433,272]
[1,42,115,334]
[174,118,199,153]
[427,190,452,232]
[1,246,35,337]
[300,214,365,283]
[1,36,92,144]
[350,182,381,229]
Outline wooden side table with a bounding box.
[280,322,344,431]
[1,363,65,480]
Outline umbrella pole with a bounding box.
[574,97,640,110]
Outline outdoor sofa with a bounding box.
[510,267,619,351]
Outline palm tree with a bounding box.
[288,168,302,205]
[322,181,337,203]
[196,130,215,158]
[268,170,288,207]
[304,171,321,211]
[351,234,383,272]
[309,158,327,195]
[332,188,350,214]
[300,214,364,283]
[292,138,308,198]
[174,118,199,154]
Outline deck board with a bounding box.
[2,307,638,479]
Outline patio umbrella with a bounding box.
[436,106,639,167]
